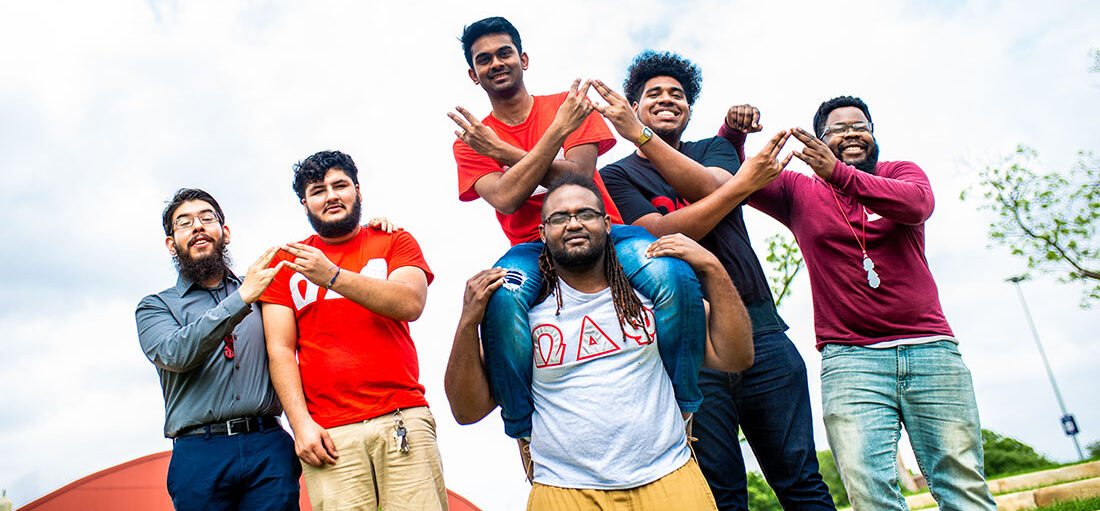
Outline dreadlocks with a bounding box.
[536,234,654,344]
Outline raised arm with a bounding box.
[645,234,753,372]
[452,80,598,214]
[136,247,284,372]
[279,242,428,321]
[790,128,934,225]
[261,302,337,467]
[445,268,506,424]
[630,132,791,240]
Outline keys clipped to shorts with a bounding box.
[393,410,410,453]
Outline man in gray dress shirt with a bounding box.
[136,188,301,511]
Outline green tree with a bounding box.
[962,146,1100,307]
[982,429,1057,478]
[764,233,804,307]
[746,471,782,511]
[1086,439,1100,460]
[817,450,850,507]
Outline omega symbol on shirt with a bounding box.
[289,258,388,310]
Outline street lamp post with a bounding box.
[1007,276,1085,461]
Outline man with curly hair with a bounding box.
[448,16,708,450]
[594,51,837,510]
[259,150,447,510]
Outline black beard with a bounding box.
[548,233,607,273]
[308,199,362,238]
[173,235,232,285]
[844,139,880,175]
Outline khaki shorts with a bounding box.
[527,458,717,511]
[302,406,447,511]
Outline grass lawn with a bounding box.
[1032,496,1100,511]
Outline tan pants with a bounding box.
[527,458,718,511]
[302,406,447,511]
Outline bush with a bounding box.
[982,429,1057,478]
[1087,439,1100,460]
[817,450,850,507]
[746,471,781,511]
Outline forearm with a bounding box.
[480,124,572,214]
[717,122,748,164]
[638,174,756,240]
[697,259,753,372]
[267,344,313,429]
[444,317,497,424]
[828,160,934,225]
[136,292,250,372]
[639,136,729,202]
[328,270,427,321]
[492,143,590,188]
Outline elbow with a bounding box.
[731,341,754,372]
[396,300,426,322]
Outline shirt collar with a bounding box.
[173,270,241,295]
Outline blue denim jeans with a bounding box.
[168,426,301,511]
[820,340,996,511]
[482,224,707,438]
[694,330,837,511]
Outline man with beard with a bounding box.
[259,150,446,510]
[667,96,995,510]
[593,51,837,510]
[449,16,707,450]
[136,188,300,511]
[446,174,753,510]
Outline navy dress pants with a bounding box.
[167,426,301,511]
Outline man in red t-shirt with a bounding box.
[447,16,707,443]
[260,150,446,510]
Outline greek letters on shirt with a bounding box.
[532,306,656,368]
[288,258,388,311]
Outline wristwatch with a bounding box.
[634,126,653,147]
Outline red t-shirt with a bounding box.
[453,92,624,245]
[259,228,434,428]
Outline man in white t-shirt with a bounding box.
[446,173,754,510]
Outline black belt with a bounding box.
[178,416,280,437]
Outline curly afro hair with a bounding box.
[812,96,872,138]
[623,50,702,106]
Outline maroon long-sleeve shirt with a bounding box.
[748,157,954,350]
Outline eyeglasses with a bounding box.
[173,212,221,231]
[823,122,872,137]
[543,208,604,227]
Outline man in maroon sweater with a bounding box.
[692,97,995,510]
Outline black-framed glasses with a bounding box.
[173,212,220,231]
[543,208,603,227]
[823,121,872,137]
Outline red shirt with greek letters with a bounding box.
[259,228,434,428]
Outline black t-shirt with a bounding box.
[600,136,786,335]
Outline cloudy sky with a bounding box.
[1,0,1098,508]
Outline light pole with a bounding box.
[1007,275,1085,461]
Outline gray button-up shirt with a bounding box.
[136,272,282,437]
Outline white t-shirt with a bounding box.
[528,280,691,489]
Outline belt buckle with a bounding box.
[226,418,250,436]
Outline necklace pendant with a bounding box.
[861,256,880,288]
[867,268,880,289]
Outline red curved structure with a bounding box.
[21,451,480,510]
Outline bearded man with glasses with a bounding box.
[136,188,300,511]
[734,96,996,510]
[447,174,753,510]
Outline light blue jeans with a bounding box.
[820,340,996,511]
[482,224,707,438]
